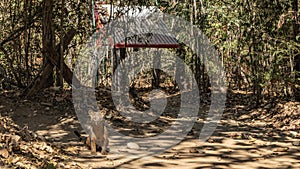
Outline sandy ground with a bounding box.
[0,89,299,169]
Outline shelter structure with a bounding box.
[93,1,180,88]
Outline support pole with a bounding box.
[152,50,161,89]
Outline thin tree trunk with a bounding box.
[42,0,55,88]
[24,28,79,97]
[292,0,300,100]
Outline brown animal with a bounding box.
[89,118,109,155]
[74,111,109,155]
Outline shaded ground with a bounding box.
[0,88,299,169]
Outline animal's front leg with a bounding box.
[100,127,109,155]
[90,137,97,155]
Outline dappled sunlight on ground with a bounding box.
[0,89,299,168]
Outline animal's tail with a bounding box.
[74,130,84,142]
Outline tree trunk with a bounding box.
[292,0,300,101]
[42,0,55,88]
[24,28,80,97]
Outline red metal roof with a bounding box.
[114,33,179,48]
[106,6,179,49]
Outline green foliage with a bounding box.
[0,0,299,100]
[160,0,299,100]
[0,0,92,89]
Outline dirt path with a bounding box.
[0,90,299,169]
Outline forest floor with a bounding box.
[0,87,299,169]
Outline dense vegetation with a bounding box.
[0,0,299,102]
[0,1,299,168]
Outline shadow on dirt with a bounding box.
[0,88,299,168]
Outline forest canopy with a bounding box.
[0,0,299,102]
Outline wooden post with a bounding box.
[152,50,161,89]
